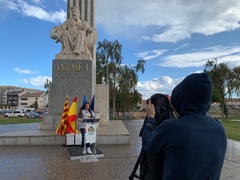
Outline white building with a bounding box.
[18,91,47,109]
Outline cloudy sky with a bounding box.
[1,0,240,99]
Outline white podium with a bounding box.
[79,118,100,163]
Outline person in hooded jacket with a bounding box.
[142,72,227,180]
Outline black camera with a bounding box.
[140,93,174,137]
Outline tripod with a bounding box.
[129,148,147,180]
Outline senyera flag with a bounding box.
[67,96,79,133]
[56,96,69,135]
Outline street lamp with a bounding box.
[105,59,108,84]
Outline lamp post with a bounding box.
[105,59,108,84]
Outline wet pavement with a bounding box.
[0,120,239,180]
[222,139,240,180]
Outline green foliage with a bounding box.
[96,39,123,117]
[233,66,240,96]
[31,102,38,111]
[212,88,222,103]
[44,79,52,94]
[204,59,240,118]
[96,39,145,116]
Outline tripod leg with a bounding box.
[129,148,148,180]
[129,156,140,180]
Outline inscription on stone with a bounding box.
[56,63,89,71]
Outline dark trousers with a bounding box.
[80,128,90,148]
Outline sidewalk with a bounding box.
[0,120,239,180]
[222,139,240,180]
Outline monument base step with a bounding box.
[0,120,130,146]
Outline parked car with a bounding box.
[0,110,10,114]
[26,112,40,119]
[4,110,25,117]
[36,111,46,118]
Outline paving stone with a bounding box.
[0,120,238,179]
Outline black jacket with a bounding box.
[142,73,227,180]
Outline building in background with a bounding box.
[19,91,47,109]
[0,86,23,105]
[0,86,48,110]
[7,90,23,108]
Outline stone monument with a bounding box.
[41,0,109,130]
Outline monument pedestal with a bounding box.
[41,58,96,130]
[40,114,61,131]
[49,58,96,115]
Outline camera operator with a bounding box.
[142,73,227,180]
[134,94,176,180]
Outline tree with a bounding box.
[96,39,122,117]
[204,59,239,118]
[116,61,145,113]
[44,79,52,95]
[233,66,240,96]
[31,101,38,111]
[96,39,145,116]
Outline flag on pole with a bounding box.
[67,96,79,133]
[56,96,69,135]
[82,95,87,106]
[90,95,95,112]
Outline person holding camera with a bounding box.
[142,72,227,180]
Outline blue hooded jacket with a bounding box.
[142,73,227,180]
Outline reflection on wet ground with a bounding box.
[226,139,240,160]
[0,120,239,180]
[221,139,240,180]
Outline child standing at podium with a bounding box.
[77,101,97,154]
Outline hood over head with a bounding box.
[171,73,213,117]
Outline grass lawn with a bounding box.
[0,117,42,125]
[220,120,240,141]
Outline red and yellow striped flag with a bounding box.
[56,96,69,135]
[67,96,79,133]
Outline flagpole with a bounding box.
[75,94,77,133]
[75,95,77,146]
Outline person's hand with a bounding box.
[147,99,155,119]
